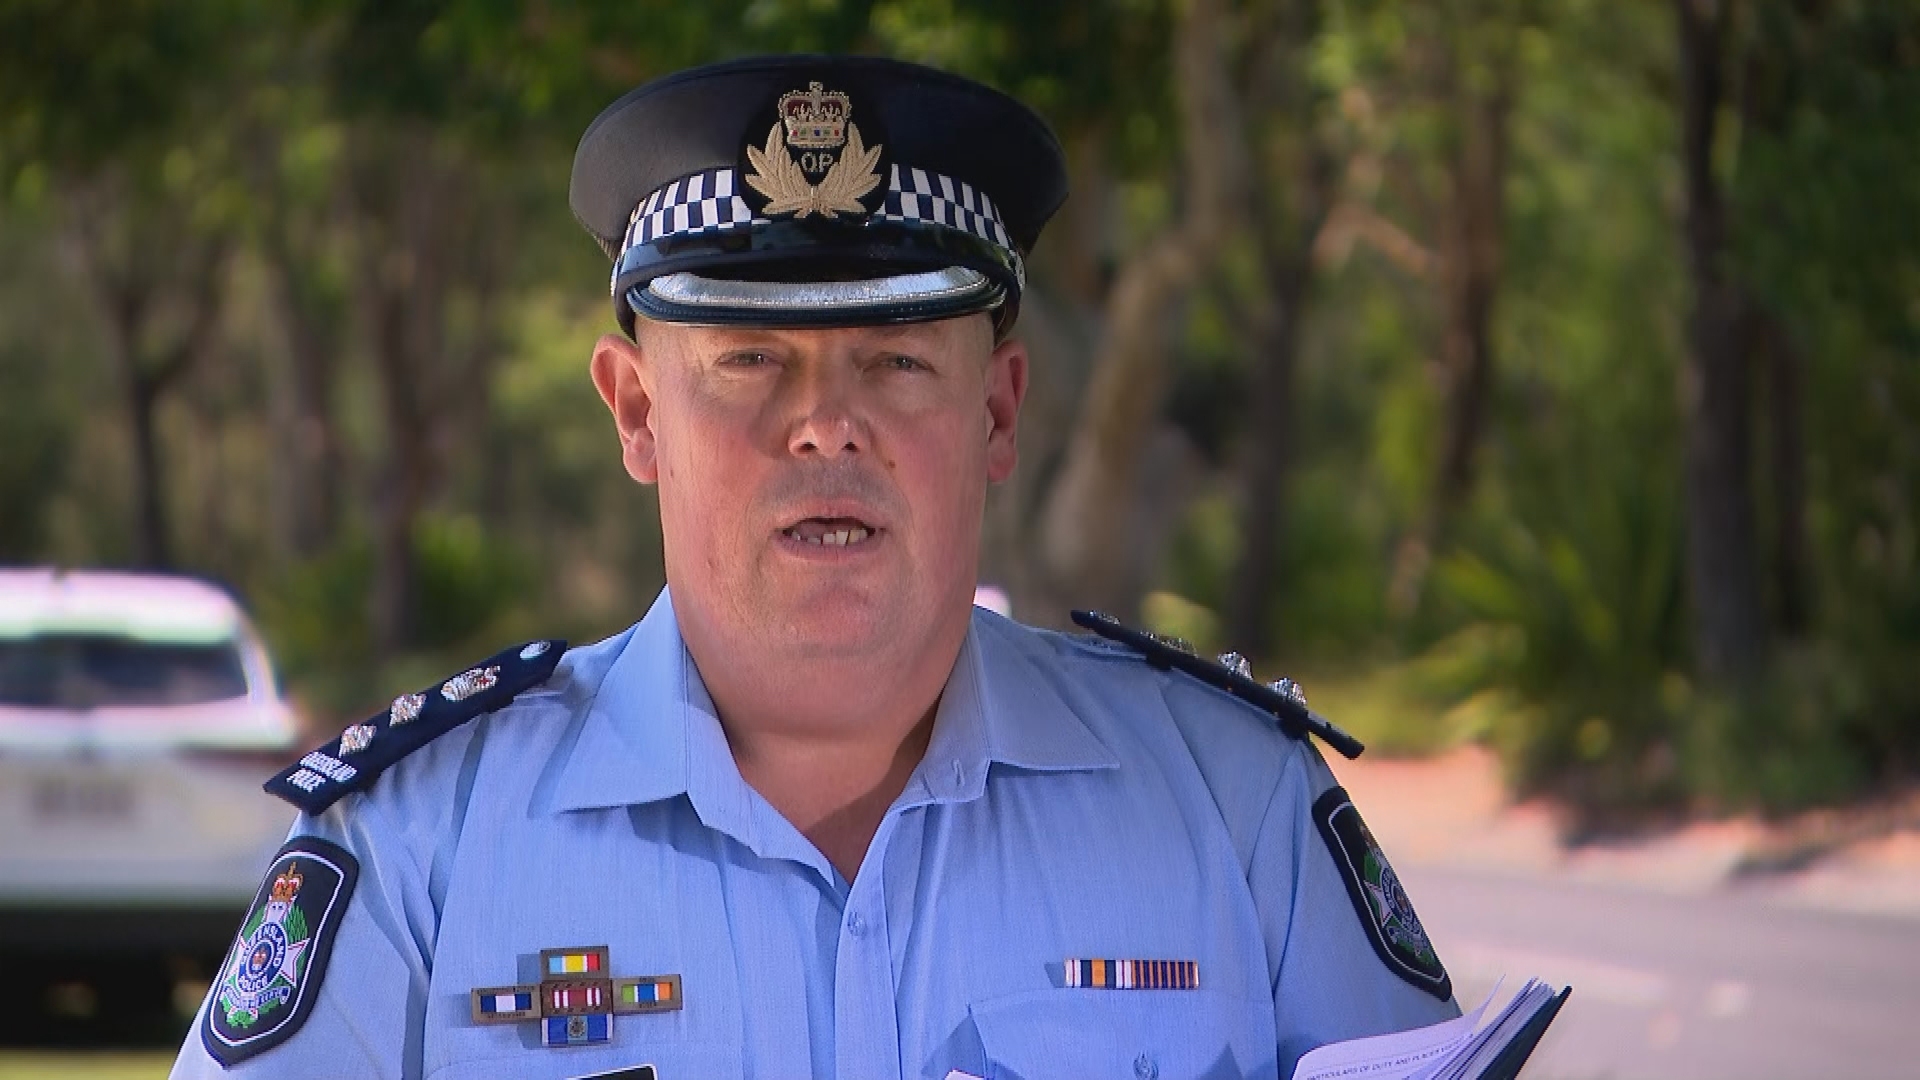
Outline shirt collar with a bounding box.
[546,590,1117,819]
[912,608,1118,803]
[545,588,731,812]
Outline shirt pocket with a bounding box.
[968,989,1276,1080]
[426,1040,742,1080]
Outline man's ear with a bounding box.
[590,332,659,484]
[984,334,1028,483]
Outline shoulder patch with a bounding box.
[202,837,359,1064]
[1069,610,1364,759]
[265,639,566,814]
[1312,785,1451,1001]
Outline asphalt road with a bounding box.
[1406,865,1920,1080]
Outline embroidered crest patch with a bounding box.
[1312,786,1451,1001]
[202,837,359,1064]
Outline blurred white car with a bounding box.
[0,569,298,951]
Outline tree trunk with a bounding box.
[979,287,1096,623]
[1675,0,1769,680]
[368,278,430,652]
[352,127,483,652]
[1756,309,1811,636]
[124,373,172,569]
[78,199,226,572]
[1037,0,1246,618]
[240,115,348,563]
[265,238,346,558]
[1226,259,1312,655]
[1429,84,1511,534]
[1388,16,1517,618]
[1735,7,1814,642]
[354,132,437,653]
[1224,0,1336,657]
[94,271,171,570]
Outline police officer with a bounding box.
[172,55,1458,1080]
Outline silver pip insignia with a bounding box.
[389,692,426,725]
[338,724,376,755]
[440,665,500,703]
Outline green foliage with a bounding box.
[0,0,240,170]
[253,540,374,689]
[0,231,76,558]
[413,514,539,648]
[1413,493,1688,813]
[254,515,536,716]
[0,0,1915,821]
[1150,0,1920,818]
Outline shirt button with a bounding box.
[1133,1054,1158,1080]
[847,912,867,937]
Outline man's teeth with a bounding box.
[789,525,873,546]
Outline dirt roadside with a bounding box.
[1329,745,1920,919]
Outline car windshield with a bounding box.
[0,634,250,708]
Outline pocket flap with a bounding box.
[970,989,1275,1080]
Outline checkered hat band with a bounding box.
[623,167,756,251]
[874,164,1013,251]
[615,163,1017,273]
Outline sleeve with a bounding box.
[168,791,436,1079]
[1248,741,1462,1075]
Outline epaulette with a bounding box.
[265,639,568,814]
[1070,610,1365,760]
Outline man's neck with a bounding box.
[680,611,969,884]
[724,706,938,883]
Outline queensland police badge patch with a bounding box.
[201,837,359,1064]
[1312,786,1452,1001]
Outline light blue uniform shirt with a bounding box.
[172,588,1456,1080]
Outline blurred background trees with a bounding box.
[0,0,1915,823]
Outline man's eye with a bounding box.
[721,351,774,368]
[881,354,925,372]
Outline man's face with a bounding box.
[592,314,1027,664]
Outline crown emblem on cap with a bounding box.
[270,862,304,903]
[779,82,850,149]
[746,81,883,221]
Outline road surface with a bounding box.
[1407,864,1920,1080]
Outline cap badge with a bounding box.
[745,81,883,220]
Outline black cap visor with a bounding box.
[612,218,1021,334]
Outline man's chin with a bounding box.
[768,599,897,655]
[754,577,930,650]
[740,564,972,655]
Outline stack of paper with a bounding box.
[1290,979,1572,1080]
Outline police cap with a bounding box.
[571,54,1067,337]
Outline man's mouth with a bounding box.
[781,517,877,547]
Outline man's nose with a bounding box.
[784,365,867,458]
